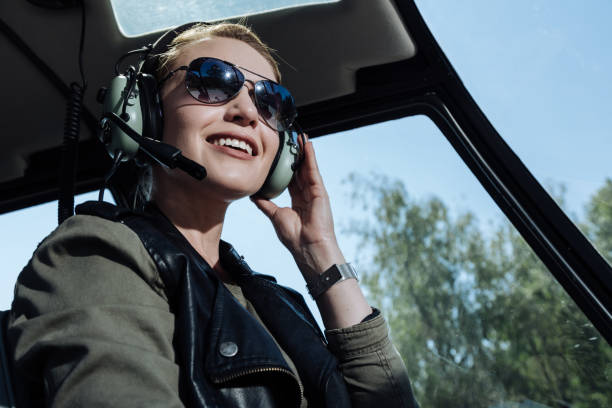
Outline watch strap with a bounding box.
[306,263,358,300]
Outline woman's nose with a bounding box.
[224,84,259,128]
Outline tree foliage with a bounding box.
[583,178,612,264]
[347,174,612,408]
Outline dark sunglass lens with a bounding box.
[254,81,297,131]
[185,58,243,103]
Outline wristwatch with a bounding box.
[306,263,358,299]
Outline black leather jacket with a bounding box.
[76,201,352,408]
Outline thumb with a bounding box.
[250,196,279,220]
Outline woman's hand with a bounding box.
[252,135,372,329]
[251,136,345,280]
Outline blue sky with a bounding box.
[109,0,340,37]
[0,1,610,324]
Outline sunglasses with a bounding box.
[159,57,297,132]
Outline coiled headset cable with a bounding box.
[58,0,87,224]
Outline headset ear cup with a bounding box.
[100,74,142,160]
[256,130,300,199]
[138,73,163,141]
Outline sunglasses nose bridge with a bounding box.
[225,82,260,127]
[240,80,271,124]
[237,80,260,109]
[241,79,257,95]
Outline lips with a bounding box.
[206,134,258,156]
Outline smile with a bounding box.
[206,135,256,156]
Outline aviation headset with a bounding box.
[98,21,302,199]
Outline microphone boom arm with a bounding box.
[102,112,206,180]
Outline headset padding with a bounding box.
[138,73,163,140]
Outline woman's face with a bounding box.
[157,37,280,202]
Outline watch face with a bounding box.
[337,263,358,282]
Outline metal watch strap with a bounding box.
[306,263,358,300]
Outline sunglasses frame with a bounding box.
[158,57,297,132]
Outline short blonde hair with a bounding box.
[155,22,281,82]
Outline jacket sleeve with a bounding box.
[325,310,420,408]
[8,215,184,408]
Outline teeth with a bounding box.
[211,137,253,155]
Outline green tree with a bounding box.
[347,174,612,408]
[583,178,612,264]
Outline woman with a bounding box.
[8,22,418,407]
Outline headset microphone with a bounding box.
[101,112,206,180]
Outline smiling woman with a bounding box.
[6,21,419,408]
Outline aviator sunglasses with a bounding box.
[159,57,298,132]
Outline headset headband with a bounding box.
[140,22,209,76]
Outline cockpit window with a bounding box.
[109,0,340,37]
[415,0,612,266]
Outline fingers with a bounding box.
[297,135,324,185]
[288,176,305,202]
[250,196,279,220]
[298,132,309,150]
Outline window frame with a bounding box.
[294,0,612,343]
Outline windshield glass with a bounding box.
[1,2,610,407]
[3,123,610,408]
[415,0,612,266]
[109,0,340,36]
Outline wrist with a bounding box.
[294,239,345,280]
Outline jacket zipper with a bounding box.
[212,366,304,408]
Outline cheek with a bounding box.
[262,130,281,167]
[161,82,221,145]
[161,105,218,150]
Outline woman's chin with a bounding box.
[153,166,265,204]
[200,177,263,202]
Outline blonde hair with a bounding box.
[155,22,281,82]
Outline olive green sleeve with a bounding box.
[325,311,419,408]
[8,215,184,408]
